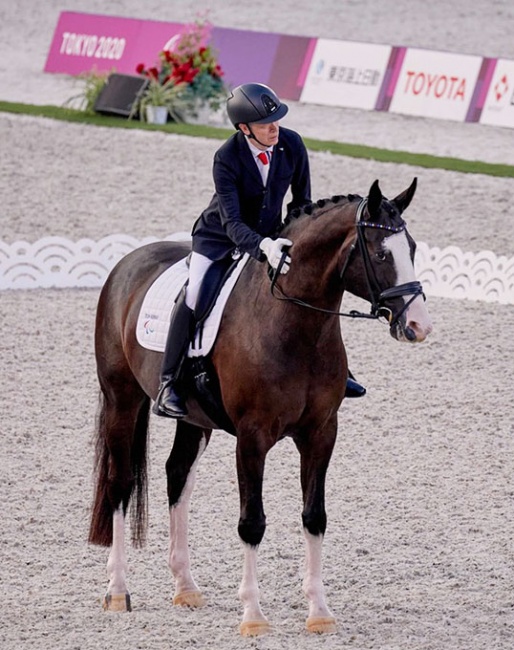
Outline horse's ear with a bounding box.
[392,177,417,213]
[367,179,382,218]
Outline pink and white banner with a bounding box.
[44,11,514,129]
[388,48,483,122]
[479,59,514,128]
[44,12,183,78]
[299,39,391,111]
[44,12,307,101]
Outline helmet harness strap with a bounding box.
[243,124,269,148]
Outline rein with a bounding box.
[269,197,425,324]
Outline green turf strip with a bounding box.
[2,100,513,179]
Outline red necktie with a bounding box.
[257,151,270,165]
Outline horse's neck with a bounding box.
[230,203,356,335]
[284,206,356,304]
[240,257,344,347]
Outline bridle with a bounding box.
[269,197,425,326]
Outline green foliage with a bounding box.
[129,79,190,122]
[64,70,110,114]
[180,72,227,112]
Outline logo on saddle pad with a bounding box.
[136,254,249,356]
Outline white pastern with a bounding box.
[239,544,268,626]
[303,531,334,620]
[384,231,433,340]
[106,507,129,595]
[169,437,206,598]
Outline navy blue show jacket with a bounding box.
[191,127,311,262]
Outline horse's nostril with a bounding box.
[405,326,417,341]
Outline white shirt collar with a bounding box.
[246,139,274,159]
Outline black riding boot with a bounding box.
[345,370,366,398]
[152,292,195,418]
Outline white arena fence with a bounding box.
[0,233,513,305]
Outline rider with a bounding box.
[153,82,366,419]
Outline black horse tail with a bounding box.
[88,390,150,548]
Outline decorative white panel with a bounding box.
[415,242,514,305]
[0,233,191,290]
[0,234,513,305]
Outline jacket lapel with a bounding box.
[268,139,284,181]
[237,132,263,185]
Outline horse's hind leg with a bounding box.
[103,505,132,612]
[166,420,211,607]
[89,381,150,613]
[295,417,338,634]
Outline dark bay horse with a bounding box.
[89,179,432,635]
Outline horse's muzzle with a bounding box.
[390,297,433,343]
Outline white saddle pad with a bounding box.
[136,254,249,357]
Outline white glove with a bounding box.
[259,237,293,274]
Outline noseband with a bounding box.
[269,197,425,325]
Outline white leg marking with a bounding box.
[106,507,128,595]
[239,544,268,628]
[168,437,206,599]
[303,531,334,621]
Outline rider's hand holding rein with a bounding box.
[259,237,293,274]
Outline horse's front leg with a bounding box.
[167,421,211,607]
[236,434,271,636]
[303,530,336,632]
[296,417,338,633]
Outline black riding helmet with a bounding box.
[227,83,289,129]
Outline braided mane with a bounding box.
[281,194,361,232]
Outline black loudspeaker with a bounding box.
[94,73,149,117]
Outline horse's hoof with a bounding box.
[239,620,271,637]
[306,616,337,634]
[173,590,205,607]
[103,592,132,612]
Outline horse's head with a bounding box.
[344,178,432,343]
[275,180,432,343]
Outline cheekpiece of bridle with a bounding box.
[269,197,425,327]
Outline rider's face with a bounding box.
[240,121,280,149]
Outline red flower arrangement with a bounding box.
[135,20,228,114]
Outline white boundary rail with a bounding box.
[1,234,513,305]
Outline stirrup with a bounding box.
[345,376,366,398]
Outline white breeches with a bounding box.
[184,252,214,309]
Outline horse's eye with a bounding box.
[376,250,387,262]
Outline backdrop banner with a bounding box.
[299,39,392,110]
[388,48,483,122]
[45,11,514,129]
[44,11,306,100]
[478,58,514,128]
